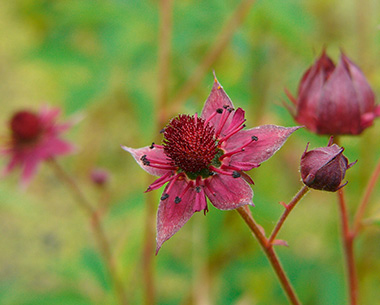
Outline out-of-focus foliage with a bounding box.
[1,0,379,304]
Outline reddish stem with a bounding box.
[143,189,157,305]
[141,1,173,304]
[237,206,301,305]
[353,157,380,234]
[48,159,128,305]
[337,189,358,305]
[268,186,309,244]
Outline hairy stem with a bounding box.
[268,186,310,244]
[167,0,257,117]
[48,159,128,305]
[353,157,380,234]
[237,206,301,305]
[337,189,357,305]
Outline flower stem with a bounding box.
[237,206,301,305]
[167,0,257,117]
[353,157,380,234]
[139,1,174,304]
[48,159,128,305]
[337,189,357,305]
[268,186,310,244]
[143,189,157,305]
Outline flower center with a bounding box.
[10,111,41,142]
[163,115,218,174]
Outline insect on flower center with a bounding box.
[10,111,42,142]
[163,115,218,175]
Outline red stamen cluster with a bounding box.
[10,111,42,143]
[163,115,217,173]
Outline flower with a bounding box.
[300,137,356,192]
[1,107,75,188]
[286,50,380,135]
[123,76,299,252]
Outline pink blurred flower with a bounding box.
[90,167,110,186]
[123,76,299,252]
[286,50,380,135]
[1,107,75,188]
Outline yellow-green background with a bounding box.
[1,0,380,304]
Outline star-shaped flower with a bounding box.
[1,107,75,188]
[123,76,299,252]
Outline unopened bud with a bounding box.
[300,138,356,192]
[90,168,110,186]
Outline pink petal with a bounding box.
[121,145,172,177]
[1,155,19,177]
[38,136,75,159]
[200,76,235,133]
[224,125,300,165]
[156,179,197,253]
[193,187,207,212]
[204,174,253,210]
[39,106,61,125]
[222,108,246,137]
[20,154,40,188]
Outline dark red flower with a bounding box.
[1,107,75,188]
[300,137,356,192]
[286,50,380,135]
[123,75,299,252]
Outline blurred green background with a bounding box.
[1,0,380,304]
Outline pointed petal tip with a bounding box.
[212,70,218,83]
[120,145,129,151]
[155,244,161,256]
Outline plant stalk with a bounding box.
[48,159,128,305]
[268,185,310,244]
[237,206,301,305]
[337,189,358,305]
[353,157,380,233]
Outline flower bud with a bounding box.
[286,50,380,135]
[300,138,356,192]
[90,168,110,186]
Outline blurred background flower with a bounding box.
[1,107,75,188]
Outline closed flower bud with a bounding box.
[300,138,356,192]
[286,50,380,135]
[90,168,110,186]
